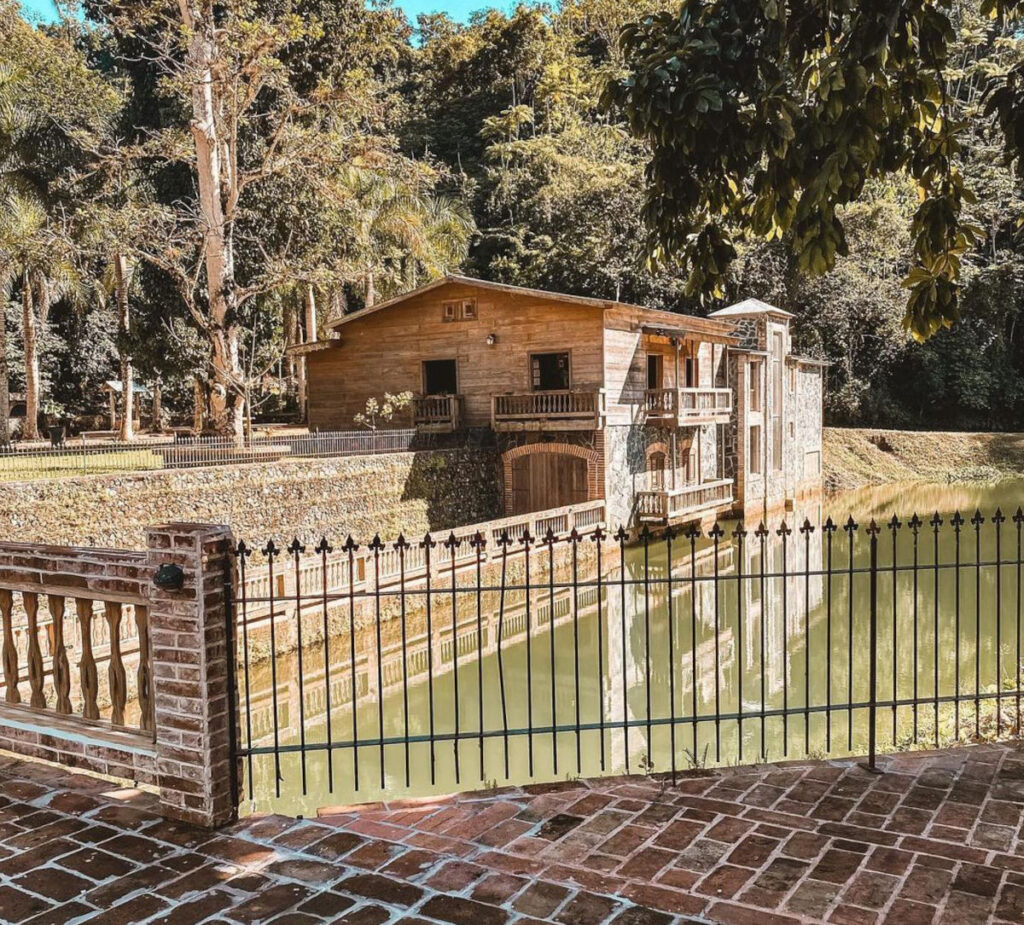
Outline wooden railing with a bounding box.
[491,389,605,431]
[644,387,732,423]
[412,395,461,432]
[0,547,153,736]
[636,478,734,523]
[240,499,608,616]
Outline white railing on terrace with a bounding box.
[240,499,608,619]
[635,478,734,523]
[412,396,461,432]
[644,387,732,421]
[491,390,605,430]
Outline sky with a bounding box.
[18,0,495,24]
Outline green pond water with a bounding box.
[238,477,1024,817]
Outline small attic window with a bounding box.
[442,298,477,322]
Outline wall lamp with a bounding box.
[486,333,497,346]
[153,563,185,591]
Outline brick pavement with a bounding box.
[2,744,1024,924]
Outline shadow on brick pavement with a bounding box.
[2,744,1024,923]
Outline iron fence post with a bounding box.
[863,521,882,774]
[224,560,241,812]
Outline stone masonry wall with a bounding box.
[0,448,502,549]
[604,423,721,528]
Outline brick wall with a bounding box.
[0,524,241,828]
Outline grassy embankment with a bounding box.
[824,427,1024,492]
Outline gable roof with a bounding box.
[708,297,794,320]
[325,274,737,341]
[326,275,644,331]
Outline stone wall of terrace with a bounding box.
[0,447,502,550]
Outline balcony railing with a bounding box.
[412,395,461,433]
[635,478,734,523]
[644,387,732,425]
[491,389,605,432]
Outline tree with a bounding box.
[0,193,82,439]
[87,0,383,439]
[605,0,1024,340]
[1,0,117,439]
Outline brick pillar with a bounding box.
[146,522,239,828]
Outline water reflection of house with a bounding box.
[729,497,826,705]
[294,277,823,529]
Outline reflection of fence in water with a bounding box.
[241,583,605,746]
[238,539,734,751]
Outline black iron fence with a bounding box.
[230,507,1024,815]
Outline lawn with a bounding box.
[0,448,164,481]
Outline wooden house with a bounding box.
[296,276,823,527]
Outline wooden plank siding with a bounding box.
[601,306,729,427]
[306,281,606,431]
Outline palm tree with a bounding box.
[336,167,474,308]
[0,192,81,440]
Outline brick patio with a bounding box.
[2,744,1024,924]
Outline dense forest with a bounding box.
[3,0,1024,437]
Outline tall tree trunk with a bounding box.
[21,267,39,441]
[304,284,318,345]
[365,269,376,308]
[151,377,163,433]
[181,0,244,444]
[296,284,317,423]
[0,299,9,445]
[192,376,205,435]
[113,253,134,442]
[284,301,298,378]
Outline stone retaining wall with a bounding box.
[0,447,502,549]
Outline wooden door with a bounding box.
[510,453,589,514]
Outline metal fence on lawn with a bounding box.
[0,429,419,481]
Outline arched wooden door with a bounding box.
[510,452,590,515]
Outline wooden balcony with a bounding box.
[635,478,734,524]
[491,389,605,432]
[412,395,461,433]
[644,387,733,426]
